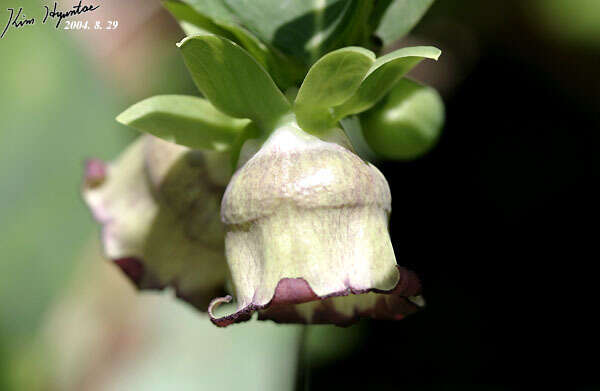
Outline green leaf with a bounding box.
[179,0,239,25]
[177,35,291,132]
[223,24,305,90]
[223,0,375,65]
[373,0,435,46]
[360,78,445,160]
[164,1,304,89]
[116,95,249,151]
[294,47,375,134]
[332,46,441,119]
[162,1,235,38]
[327,0,375,53]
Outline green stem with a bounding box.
[295,325,311,391]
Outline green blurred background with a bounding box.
[0,1,301,389]
[0,0,597,390]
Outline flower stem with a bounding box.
[295,325,311,391]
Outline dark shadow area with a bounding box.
[271,0,358,64]
[307,1,597,389]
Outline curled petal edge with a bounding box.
[208,265,424,327]
[113,257,227,311]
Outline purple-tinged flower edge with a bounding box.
[208,265,423,327]
[82,136,230,312]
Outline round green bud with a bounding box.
[361,78,445,160]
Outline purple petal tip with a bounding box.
[84,159,107,188]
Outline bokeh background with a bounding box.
[0,0,597,390]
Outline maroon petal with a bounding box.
[114,257,145,288]
[113,256,226,311]
[209,265,423,327]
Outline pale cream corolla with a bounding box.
[210,123,423,326]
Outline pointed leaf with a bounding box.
[222,24,305,90]
[373,0,435,46]
[177,35,291,131]
[163,1,304,89]
[223,0,374,65]
[294,47,375,133]
[332,46,441,119]
[116,95,249,151]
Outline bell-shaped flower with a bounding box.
[82,135,230,310]
[209,124,424,326]
[99,35,440,325]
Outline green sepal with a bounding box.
[116,95,249,151]
[294,47,375,134]
[332,46,441,120]
[177,34,291,133]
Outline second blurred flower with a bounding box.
[83,135,230,310]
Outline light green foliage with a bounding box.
[163,1,233,37]
[117,95,249,151]
[294,47,375,133]
[120,32,441,161]
[294,45,440,134]
[332,46,441,119]
[163,1,304,89]
[361,78,445,160]
[373,0,435,46]
[178,35,291,132]
[222,24,305,90]
[166,0,436,84]
[178,0,239,24]
[126,4,443,161]
[223,0,374,64]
